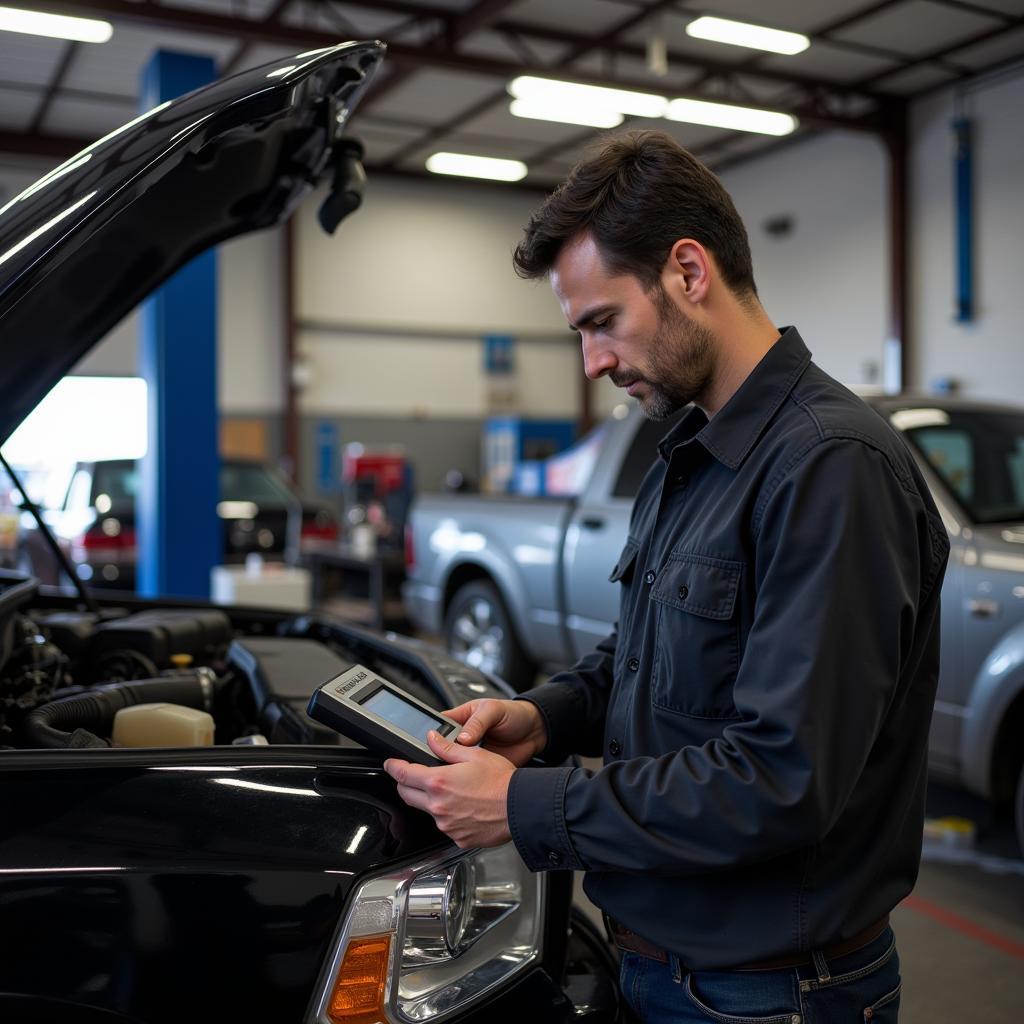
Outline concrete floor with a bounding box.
[572,779,1024,1022]
[891,784,1024,1022]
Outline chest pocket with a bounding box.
[609,539,639,584]
[650,552,743,719]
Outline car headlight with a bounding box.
[306,842,544,1023]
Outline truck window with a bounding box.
[905,409,1024,523]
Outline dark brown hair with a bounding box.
[513,130,756,298]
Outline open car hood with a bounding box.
[0,39,385,447]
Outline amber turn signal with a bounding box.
[326,934,391,1024]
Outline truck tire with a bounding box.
[444,580,536,692]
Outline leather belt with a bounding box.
[605,917,669,963]
[606,914,890,972]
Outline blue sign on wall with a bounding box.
[316,421,340,494]
[484,334,515,375]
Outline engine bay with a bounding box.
[0,569,491,753]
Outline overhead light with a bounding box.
[509,76,668,119]
[666,97,797,136]
[426,152,528,183]
[510,98,623,129]
[686,16,809,56]
[0,5,112,43]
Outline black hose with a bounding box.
[21,672,215,749]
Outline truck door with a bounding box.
[562,414,674,661]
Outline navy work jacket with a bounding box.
[507,327,950,971]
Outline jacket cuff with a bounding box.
[507,765,585,872]
[515,682,586,764]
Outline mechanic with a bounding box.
[384,130,950,1023]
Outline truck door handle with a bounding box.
[579,516,606,530]
[967,598,1000,618]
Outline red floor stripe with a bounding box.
[902,894,1024,961]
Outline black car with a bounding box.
[19,456,341,590]
[0,41,620,1023]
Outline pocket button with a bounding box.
[678,584,689,600]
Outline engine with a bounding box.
[0,569,451,751]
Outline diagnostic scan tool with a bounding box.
[307,665,465,766]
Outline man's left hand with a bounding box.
[383,731,515,849]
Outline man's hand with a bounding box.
[443,698,548,767]
[384,731,516,848]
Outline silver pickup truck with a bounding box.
[404,398,1024,849]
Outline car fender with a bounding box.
[961,622,1024,797]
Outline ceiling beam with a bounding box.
[801,0,907,36]
[0,78,134,107]
[221,0,296,79]
[931,0,1018,21]
[29,41,80,135]
[361,0,521,109]
[487,13,885,101]
[852,12,1024,88]
[0,129,86,161]
[680,0,951,93]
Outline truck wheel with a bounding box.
[444,580,536,691]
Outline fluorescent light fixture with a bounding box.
[666,97,796,136]
[510,97,623,129]
[426,152,527,182]
[509,76,668,119]
[686,15,809,56]
[0,5,112,43]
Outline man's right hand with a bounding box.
[443,698,548,767]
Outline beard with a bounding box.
[612,287,717,421]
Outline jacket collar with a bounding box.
[657,326,812,470]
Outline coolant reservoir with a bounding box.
[112,703,215,747]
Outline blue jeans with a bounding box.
[619,926,901,1024]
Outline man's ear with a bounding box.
[665,239,711,306]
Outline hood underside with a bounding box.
[0,39,385,447]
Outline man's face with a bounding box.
[551,233,717,420]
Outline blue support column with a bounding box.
[138,52,220,597]
[953,117,974,324]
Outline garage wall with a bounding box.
[293,173,586,422]
[217,227,285,414]
[720,130,890,391]
[70,227,287,417]
[909,69,1024,403]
